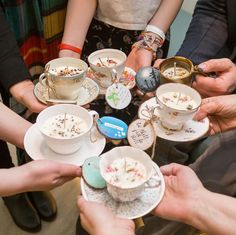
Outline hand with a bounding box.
[23,160,81,191]
[9,80,47,113]
[192,58,236,97]
[134,87,155,101]
[153,58,164,68]
[126,47,153,72]
[153,163,205,224]
[77,197,135,235]
[194,95,236,135]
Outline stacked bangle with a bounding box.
[59,43,82,54]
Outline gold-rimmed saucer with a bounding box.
[34,77,100,106]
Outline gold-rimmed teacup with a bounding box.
[39,57,88,100]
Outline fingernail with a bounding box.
[198,63,206,71]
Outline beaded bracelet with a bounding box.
[132,32,164,60]
[59,43,82,54]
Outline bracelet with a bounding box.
[145,24,166,42]
[59,43,82,54]
[132,40,157,61]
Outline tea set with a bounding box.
[26,50,212,218]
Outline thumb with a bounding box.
[193,98,217,121]
[58,164,82,177]
[153,59,164,69]
[198,58,232,73]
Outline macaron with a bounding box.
[82,157,106,189]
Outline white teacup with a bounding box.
[155,83,201,130]
[100,146,160,202]
[39,57,88,100]
[36,104,98,155]
[88,49,127,88]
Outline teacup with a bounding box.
[88,49,127,88]
[159,56,195,85]
[39,57,88,100]
[155,83,201,131]
[36,104,98,155]
[99,146,160,202]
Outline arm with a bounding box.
[0,159,81,196]
[148,0,184,33]
[0,102,31,148]
[126,0,183,71]
[153,163,236,235]
[59,0,97,58]
[0,6,47,112]
[176,0,230,65]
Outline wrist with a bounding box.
[94,220,135,235]
[132,31,164,61]
[185,188,210,228]
[9,79,33,101]
[58,49,81,59]
[145,24,165,42]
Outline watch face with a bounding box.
[97,116,128,140]
[135,66,160,93]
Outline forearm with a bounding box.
[149,0,183,32]
[0,166,29,196]
[0,102,31,148]
[59,0,97,58]
[187,189,236,235]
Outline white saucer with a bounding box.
[24,124,106,166]
[86,67,136,95]
[80,162,165,219]
[138,97,210,142]
[34,77,99,106]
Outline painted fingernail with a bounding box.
[198,63,206,71]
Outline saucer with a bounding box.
[86,67,136,95]
[24,124,106,166]
[80,162,165,219]
[138,97,210,142]
[34,77,99,106]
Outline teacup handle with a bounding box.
[89,110,99,121]
[39,73,46,86]
[39,73,53,89]
[111,68,118,83]
[144,175,161,189]
[89,110,99,143]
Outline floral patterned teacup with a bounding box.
[88,49,127,89]
[155,83,201,131]
[99,146,161,202]
[39,57,88,100]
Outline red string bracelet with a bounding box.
[59,43,82,54]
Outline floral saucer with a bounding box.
[80,162,165,219]
[34,77,99,106]
[138,97,210,142]
[86,67,136,95]
[24,124,106,166]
